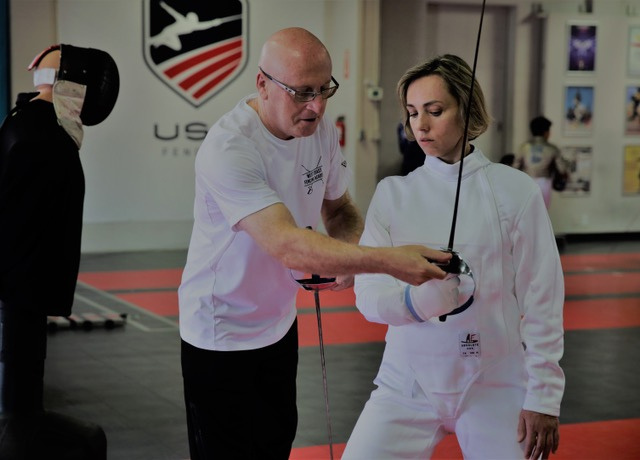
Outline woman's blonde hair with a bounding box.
[396,54,491,142]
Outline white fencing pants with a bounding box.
[343,374,526,459]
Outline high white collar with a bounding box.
[423,147,489,180]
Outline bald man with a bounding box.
[178,27,451,459]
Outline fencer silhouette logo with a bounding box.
[301,158,325,195]
[143,0,248,107]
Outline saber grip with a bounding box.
[428,251,463,275]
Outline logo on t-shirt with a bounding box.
[301,157,325,194]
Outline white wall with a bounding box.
[10,0,364,252]
[376,0,640,236]
[377,0,538,179]
[9,0,640,253]
[321,0,364,210]
[543,0,640,233]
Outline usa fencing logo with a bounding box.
[143,0,248,107]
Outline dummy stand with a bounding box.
[0,301,107,460]
[47,312,127,332]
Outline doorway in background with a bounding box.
[425,2,511,161]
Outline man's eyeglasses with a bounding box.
[259,67,339,103]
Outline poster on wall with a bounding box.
[142,0,248,108]
[560,146,592,195]
[564,86,593,136]
[627,26,640,77]
[567,23,596,73]
[623,145,640,195]
[625,86,640,135]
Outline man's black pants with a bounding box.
[181,319,299,460]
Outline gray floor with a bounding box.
[44,325,385,460]
[44,248,383,460]
[40,234,640,459]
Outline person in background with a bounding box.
[499,152,515,166]
[0,44,119,459]
[397,121,425,175]
[178,27,451,460]
[515,115,567,208]
[343,54,565,460]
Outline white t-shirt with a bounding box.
[179,95,351,351]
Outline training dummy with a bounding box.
[0,44,119,459]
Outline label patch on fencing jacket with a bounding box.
[459,331,481,357]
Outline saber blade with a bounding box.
[446,0,487,252]
[429,0,485,321]
[313,288,334,460]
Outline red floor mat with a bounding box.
[561,252,640,272]
[289,418,640,459]
[564,297,640,330]
[565,271,640,296]
[77,252,640,341]
[104,287,358,323]
[296,288,356,309]
[78,268,182,290]
[106,285,640,336]
[297,310,387,347]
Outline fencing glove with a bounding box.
[404,276,460,322]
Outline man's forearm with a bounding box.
[323,200,364,244]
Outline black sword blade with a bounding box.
[447,0,487,251]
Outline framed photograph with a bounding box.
[564,86,594,135]
[560,146,592,194]
[567,23,597,73]
[625,86,640,135]
[628,26,640,77]
[623,145,640,195]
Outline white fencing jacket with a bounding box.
[355,149,565,417]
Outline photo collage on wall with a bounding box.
[623,145,640,195]
[625,25,640,195]
[561,22,596,195]
[560,146,592,194]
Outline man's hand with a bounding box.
[517,409,560,459]
[331,274,354,291]
[382,245,451,286]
